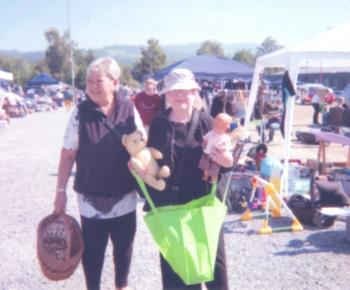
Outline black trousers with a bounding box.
[80,211,136,290]
[160,230,229,290]
[312,103,320,124]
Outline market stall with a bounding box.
[244,22,350,196]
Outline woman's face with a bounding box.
[166,89,197,111]
[86,70,118,106]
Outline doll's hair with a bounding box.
[215,113,232,127]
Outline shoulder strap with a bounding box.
[173,110,200,186]
[100,117,122,140]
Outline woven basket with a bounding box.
[37,213,84,281]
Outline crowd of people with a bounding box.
[0,82,85,128]
[0,84,27,126]
[310,87,348,127]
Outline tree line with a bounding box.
[0,28,282,90]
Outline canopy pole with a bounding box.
[243,63,264,139]
[281,63,299,198]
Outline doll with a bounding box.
[199,113,233,182]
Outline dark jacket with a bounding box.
[74,96,137,198]
[145,109,214,208]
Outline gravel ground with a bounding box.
[0,106,349,290]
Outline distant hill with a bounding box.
[0,49,44,62]
[0,42,258,66]
[96,42,258,66]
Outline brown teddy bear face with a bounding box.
[122,130,147,155]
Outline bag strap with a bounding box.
[131,170,158,213]
[100,117,122,140]
[132,169,218,214]
[172,109,200,187]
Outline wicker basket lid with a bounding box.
[37,213,84,281]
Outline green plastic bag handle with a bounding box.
[131,170,159,214]
[131,170,219,215]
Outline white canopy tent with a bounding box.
[244,22,350,197]
[0,70,13,81]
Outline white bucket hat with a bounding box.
[163,68,200,93]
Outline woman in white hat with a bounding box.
[146,68,232,289]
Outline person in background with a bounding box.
[311,88,328,125]
[53,57,145,290]
[134,77,161,129]
[210,90,236,118]
[234,90,247,125]
[63,87,73,111]
[246,143,268,171]
[325,96,346,130]
[335,96,346,108]
[256,97,281,143]
[145,68,231,290]
[0,107,10,124]
[117,82,132,100]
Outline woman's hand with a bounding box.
[210,146,233,168]
[54,190,67,213]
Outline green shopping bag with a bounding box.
[132,171,227,285]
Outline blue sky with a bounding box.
[1,0,350,51]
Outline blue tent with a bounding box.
[27,73,59,86]
[150,55,253,81]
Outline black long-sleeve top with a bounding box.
[145,109,214,209]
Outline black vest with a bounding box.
[74,97,137,198]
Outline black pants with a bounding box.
[80,211,136,290]
[160,230,229,290]
[312,103,320,124]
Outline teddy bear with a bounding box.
[122,130,170,191]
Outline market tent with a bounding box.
[27,73,59,86]
[0,69,13,81]
[151,55,253,81]
[244,22,350,197]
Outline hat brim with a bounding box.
[163,81,200,94]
